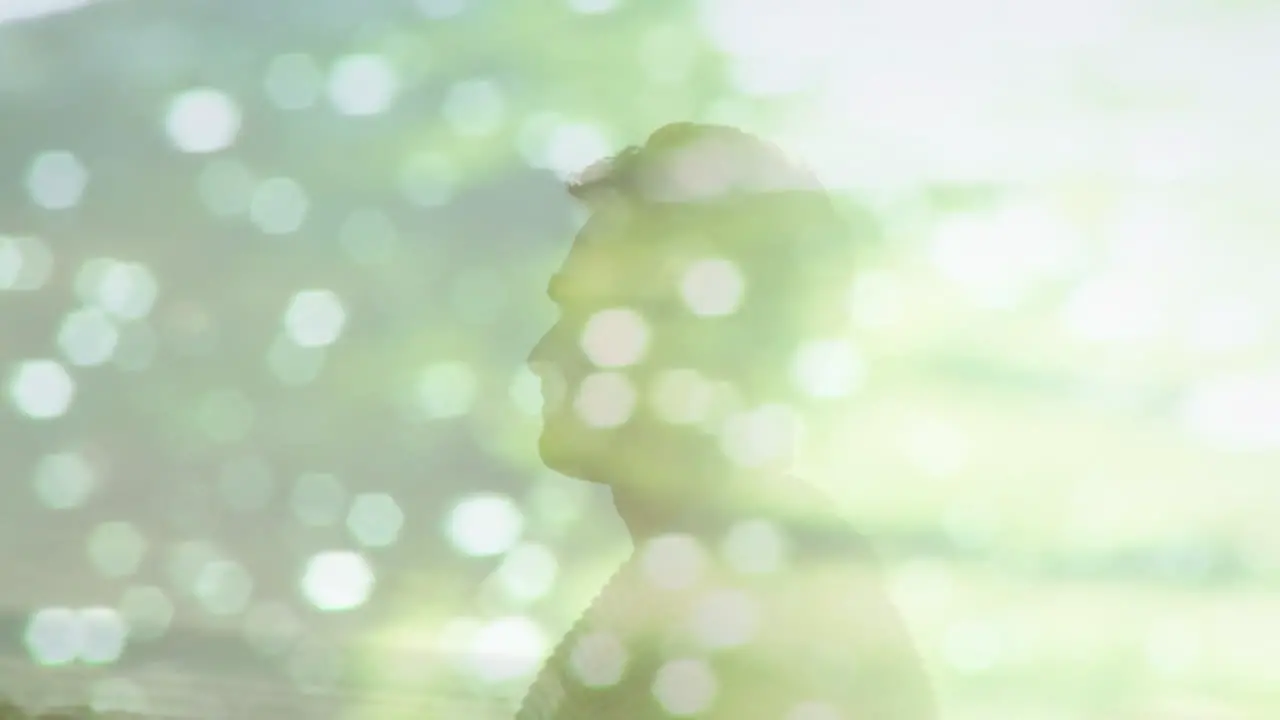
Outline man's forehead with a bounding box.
[551,234,691,301]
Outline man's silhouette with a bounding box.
[517,123,936,720]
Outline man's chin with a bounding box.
[537,424,608,484]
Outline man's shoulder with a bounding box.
[754,476,882,565]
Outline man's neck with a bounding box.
[606,465,803,544]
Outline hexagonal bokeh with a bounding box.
[301,551,374,611]
[87,521,148,578]
[283,289,345,346]
[346,493,405,548]
[26,150,88,210]
[32,451,97,510]
[8,360,75,419]
[23,607,127,666]
[445,493,524,558]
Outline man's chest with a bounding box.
[515,557,898,720]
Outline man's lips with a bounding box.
[530,363,568,414]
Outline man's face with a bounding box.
[526,206,713,482]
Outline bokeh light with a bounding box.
[446,493,524,558]
[164,88,242,154]
[301,551,374,612]
[26,150,88,210]
[568,631,627,687]
[573,372,636,428]
[580,308,650,369]
[87,521,148,578]
[652,658,717,716]
[346,493,406,548]
[32,451,97,510]
[679,258,745,317]
[327,54,399,117]
[8,359,75,419]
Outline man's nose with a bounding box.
[527,331,553,367]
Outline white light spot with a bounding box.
[194,560,254,616]
[580,308,650,368]
[544,122,611,177]
[165,88,242,154]
[1185,295,1265,355]
[78,607,128,664]
[0,235,54,291]
[641,533,707,591]
[24,607,127,666]
[722,519,786,575]
[1062,276,1166,343]
[33,451,97,509]
[301,551,374,611]
[250,177,309,235]
[1182,372,1280,452]
[87,521,148,578]
[570,631,628,687]
[26,150,88,210]
[719,404,799,468]
[9,359,75,419]
[689,588,760,649]
[681,258,744,317]
[649,368,714,425]
[283,289,346,348]
[346,493,405,548]
[88,261,158,320]
[442,78,506,136]
[25,607,80,666]
[327,54,399,116]
[652,658,717,716]
[791,339,864,399]
[466,616,547,682]
[508,367,543,416]
[930,206,1082,307]
[57,307,119,367]
[574,372,636,428]
[446,492,524,557]
[494,542,559,603]
[418,361,478,419]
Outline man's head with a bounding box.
[528,123,857,496]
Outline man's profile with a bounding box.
[517,123,936,720]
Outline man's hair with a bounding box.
[564,123,860,409]
[567,123,828,206]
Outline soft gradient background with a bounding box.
[2,0,1279,718]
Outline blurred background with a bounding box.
[2,0,1280,717]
